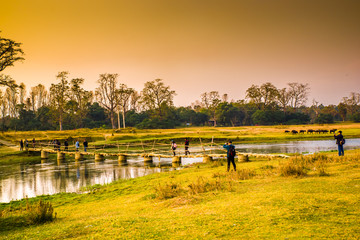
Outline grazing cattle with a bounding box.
[299,130,306,134]
[291,130,298,134]
[315,129,321,134]
[307,129,314,134]
[284,130,290,133]
[330,129,337,134]
[322,130,329,134]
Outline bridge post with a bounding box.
[238,154,249,162]
[172,156,181,163]
[203,155,213,163]
[118,154,127,162]
[41,151,49,159]
[143,156,153,163]
[95,153,104,161]
[75,152,84,160]
[57,152,65,160]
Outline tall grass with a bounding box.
[25,198,56,224]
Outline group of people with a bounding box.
[19,138,89,152]
[19,138,36,151]
[170,138,190,156]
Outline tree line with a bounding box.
[1,73,360,131]
[1,32,360,131]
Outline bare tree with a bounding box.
[29,86,38,112]
[201,91,221,126]
[95,73,119,129]
[116,84,134,129]
[246,83,278,109]
[0,89,8,131]
[130,90,141,112]
[277,88,291,112]
[5,86,18,118]
[35,84,48,109]
[49,71,70,131]
[19,83,26,106]
[288,83,310,109]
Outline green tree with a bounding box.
[69,78,93,128]
[338,103,347,122]
[140,79,176,118]
[246,83,279,110]
[216,102,245,126]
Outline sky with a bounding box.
[1,0,360,106]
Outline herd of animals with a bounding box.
[285,129,338,134]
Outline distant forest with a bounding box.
[1,33,360,131]
[1,72,360,131]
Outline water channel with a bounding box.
[1,138,359,203]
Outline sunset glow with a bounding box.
[1,0,360,106]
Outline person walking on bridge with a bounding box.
[223,140,236,172]
[171,140,177,156]
[75,140,80,152]
[83,139,88,152]
[19,139,24,151]
[184,138,190,155]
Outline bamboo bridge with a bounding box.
[26,141,289,164]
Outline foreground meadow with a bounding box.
[1,147,360,239]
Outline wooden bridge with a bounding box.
[27,142,289,164]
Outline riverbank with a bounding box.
[1,123,360,149]
[1,148,360,239]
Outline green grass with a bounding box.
[2,123,360,146]
[1,148,360,239]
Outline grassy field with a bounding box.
[1,146,360,239]
[1,122,360,148]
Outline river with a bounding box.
[1,138,359,202]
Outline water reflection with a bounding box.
[0,157,183,203]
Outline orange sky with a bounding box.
[1,0,360,106]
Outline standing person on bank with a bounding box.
[223,140,236,172]
[334,130,345,156]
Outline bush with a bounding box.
[278,159,307,177]
[154,182,183,200]
[25,199,56,224]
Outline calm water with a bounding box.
[1,138,359,203]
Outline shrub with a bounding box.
[228,168,256,180]
[154,182,183,200]
[25,199,56,224]
[278,159,307,177]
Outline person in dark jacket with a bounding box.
[223,140,236,172]
[334,130,344,156]
[19,139,24,151]
[64,139,69,151]
[83,139,88,152]
[184,138,190,155]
